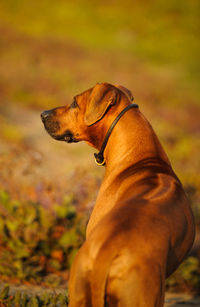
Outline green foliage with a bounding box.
[0,285,9,299]
[0,0,199,295]
[0,285,68,306]
[0,190,86,284]
[0,0,199,110]
[0,0,199,89]
[167,257,200,293]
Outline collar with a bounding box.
[94,103,139,166]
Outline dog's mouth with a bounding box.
[52,131,78,143]
[44,127,78,143]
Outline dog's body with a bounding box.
[41,83,195,306]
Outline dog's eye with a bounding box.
[70,99,79,109]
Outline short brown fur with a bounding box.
[41,83,195,307]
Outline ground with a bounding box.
[0,93,199,307]
[0,5,200,302]
[165,293,200,306]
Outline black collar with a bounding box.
[94,103,139,166]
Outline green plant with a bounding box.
[167,256,200,293]
[0,285,68,306]
[0,190,86,284]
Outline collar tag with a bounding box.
[94,152,105,166]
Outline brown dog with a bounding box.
[41,83,195,307]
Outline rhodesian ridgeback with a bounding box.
[41,83,195,306]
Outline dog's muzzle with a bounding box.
[41,111,78,143]
[41,111,60,135]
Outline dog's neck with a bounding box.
[85,107,173,238]
[100,108,171,174]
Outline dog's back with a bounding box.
[41,83,195,307]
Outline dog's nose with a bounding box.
[41,110,52,121]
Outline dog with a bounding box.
[41,83,195,306]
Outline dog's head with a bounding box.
[41,83,133,146]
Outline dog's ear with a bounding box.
[115,85,134,102]
[84,83,118,126]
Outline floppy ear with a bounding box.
[115,85,134,101]
[84,83,117,126]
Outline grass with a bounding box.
[0,0,199,87]
[0,0,199,296]
[0,284,68,306]
[0,0,200,108]
[0,0,199,216]
[0,0,199,198]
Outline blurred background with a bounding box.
[0,0,200,301]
